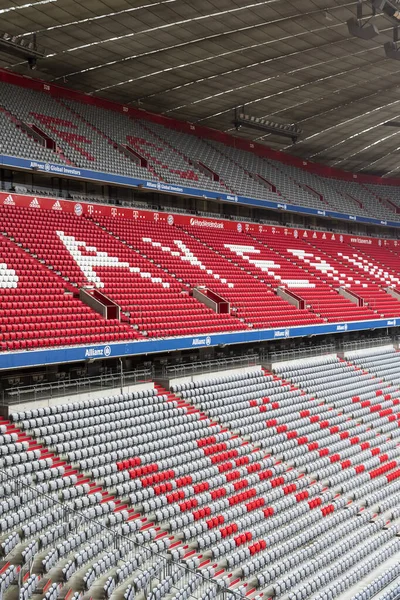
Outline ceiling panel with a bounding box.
[1,0,399,174]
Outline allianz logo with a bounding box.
[336,324,348,331]
[387,319,397,327]
[192,336,212,346]
[85,345,112,358]
[274,329,290,338]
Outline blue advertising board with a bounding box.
[0,318,397,370]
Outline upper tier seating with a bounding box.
[365,183,400,214]
[0,108,64,165]
[262,159,370,216]
[328,180,394,220]
[0,81,399,221]
[63,100,223,192]
[207,141,330,211]
[0,83,150,179]
[2,348,400,600]
[143,121,285,202]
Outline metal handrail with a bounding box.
[265,344,335,364]
[164,354,259,378]
[2,368,153,406]
[340,338,392,352]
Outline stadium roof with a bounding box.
[1,0,400,176]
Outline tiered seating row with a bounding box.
[0,80,399,220]
[1,202,400,351]
[2,348,400,600]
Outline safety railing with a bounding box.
[163,354,259,378]
[1,368,152,406]
[339,337,392,353]
[264,343,336,364]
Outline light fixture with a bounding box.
[233,108,302,143]
[383,24,400,58]
[347,0,380,39]
[0,32,45,68]
[372,0,400,23]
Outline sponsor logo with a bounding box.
[387,319,397,327]
[74,203,83,216]
[350,238,372,245]
[378,240,382,247]
[277,203,287,210]
[294,230,298,238]
[132,210,139,219]
[312,232,317,238]
[87,205,94,215]
[192,336,212,347]
[85,345,112,358]
[111,208,117,217]
[322,233,326,239]
[4,194,15,205]
[331,234,335,240]
[340,235,344,243]
[154,213,159,222]
[317,210,326,216]
[381,221,387,226]
[167,214,174,225]
[349,215,356,221]
[303,231,308,237]
[29,161,81,176]
[147,181,184,194]
[336,324,348,332]
[189,218,224,229]
[258,225,263,232]
[29,197,40,208]
[52,200,62,211]
[237,223,243,233]
[274,329,290,339]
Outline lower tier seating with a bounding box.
[2,346,400,600]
